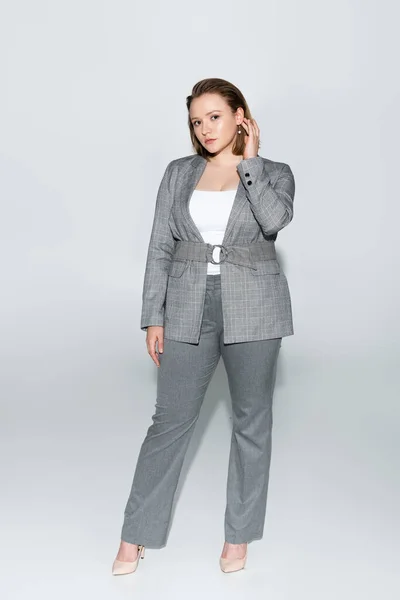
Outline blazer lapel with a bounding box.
[180,154,247,244]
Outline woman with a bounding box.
[112,78,295,575]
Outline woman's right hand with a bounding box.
[146,326,164,367]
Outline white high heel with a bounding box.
[219,546,247,573]
[112,544,145,575]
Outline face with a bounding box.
[189,93,243,155]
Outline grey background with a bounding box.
[1,0,399,598]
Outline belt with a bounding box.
[173,240,276,270]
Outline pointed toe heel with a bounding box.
[112,544,145,576]
[219,550,247,573]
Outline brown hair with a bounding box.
[186,78,253,160]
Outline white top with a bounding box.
[189,188,236,275]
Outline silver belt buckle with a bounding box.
[208,244,228,265]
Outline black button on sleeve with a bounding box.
[244,172,250,177]
[247,180,252,185]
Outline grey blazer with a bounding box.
[140,153,295,344]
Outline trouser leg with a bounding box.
[121,276,221,547]
[221,334,282,543]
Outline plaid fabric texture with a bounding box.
[140,154,295,344]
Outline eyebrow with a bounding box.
[190,110,223,121]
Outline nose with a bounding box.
[201,123,211,137]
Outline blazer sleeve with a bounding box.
[140,161,176,331]
[236,156,295,236]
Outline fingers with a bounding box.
[147,342,160,367]
[242,118,252,136]
[253,120,260,138]
[241,119,249,134]
[146,332,164,367]
[252,119,260,138]
[242,118,260,155]
[242,118,259,140]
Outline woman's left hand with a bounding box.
[241,118,260,159]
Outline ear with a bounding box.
[235,107,245,125]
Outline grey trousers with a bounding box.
[121,274,282,547]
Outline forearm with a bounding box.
[237,157,295,235]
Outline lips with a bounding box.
[205,138,216,144]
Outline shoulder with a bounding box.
[166,154,201,172]
[161,155,203,187]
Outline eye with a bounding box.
[192,115,220,127]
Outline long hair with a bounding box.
[186,78,253,159]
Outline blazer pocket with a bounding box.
[250,259,281,275]
[168,259,189,277]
